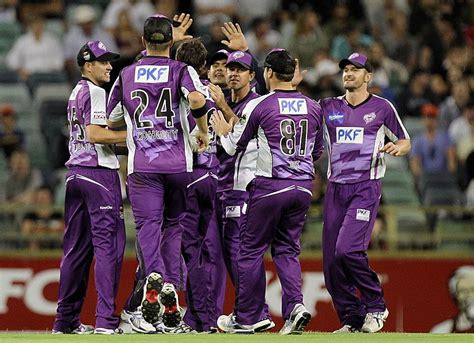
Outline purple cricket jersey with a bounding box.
[217,91,260,192]
[188,78,219,169]
[221,90,324,180]
[66,78,119,169]
[107,56,207,174]
[320,94,410,183]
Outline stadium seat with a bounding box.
[403,117,424,139]
[27,72,69,95]
[0,83,31,114]
[33,83,72,108]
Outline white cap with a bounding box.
[74,5,97,24]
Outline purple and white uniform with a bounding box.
[107,56,206,287]
[220,90,324,324]
[54,78,125,332]
[320,94,409,328]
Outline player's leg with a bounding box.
[323,182,364,330]
[127,172,166,325]
[234,180,280,326]
[85,169,124,330]
[159,172,191,328]
[271,182,312,324]
[182,168,217,332]
[338,180,387,331]
[53,171,94,333]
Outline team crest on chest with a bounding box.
[363,112,376,124]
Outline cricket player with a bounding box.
[321,52,410,333]
[53,41,125,335]
[212,49,324,335]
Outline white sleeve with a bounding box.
[89,86,107,125]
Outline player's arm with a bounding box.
[86,125,127,144]
[380,139,411,157]
[208,83,238,125]
[107,101,126,128]
[188,90,209,152]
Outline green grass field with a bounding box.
[0,332,472,343]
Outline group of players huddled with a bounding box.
[52,11,411,335]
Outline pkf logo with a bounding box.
[336,127,364,144]
[278,98,308,114]
[135,66,169,83]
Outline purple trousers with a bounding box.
[54,167,125,331]
[127,172,189,286]
[181,167,221,331]
[235,177,312,325]
[323,180,386,328]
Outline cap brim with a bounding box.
[96,52,120,62]
[226,61,251,70]
[339,59,365,70]
[210,52,228,64]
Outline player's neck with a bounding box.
[269,81,293,91]
[345,88,370,106]
[146,48,170,58]
[232,84,250,103]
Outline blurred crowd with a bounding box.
[0,0,472,247]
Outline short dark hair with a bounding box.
[143,15,173,44]
[175,38,208,72]
[264,49,296,81]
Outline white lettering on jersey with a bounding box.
[135,66,169,83]
[278,98,308,114]
[356,209,370,222]
[336,127,364,144]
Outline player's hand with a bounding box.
[291,58,307,88]
[195,129,209,153]
[210,110,232,137]
[380,142,402,156]
[221,22,248,51]
[208,83,226,109]
[172,13,193,42]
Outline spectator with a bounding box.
[245,17,281,62]
[427,73,449,105]
[6,14,64,82]
[369,40,408,97]
[322,3,353,44]
[330,24,373,61]
[397,69,431,117]
[382,10,417,73]
[194,0,236,34]
[111,9,142,58]
[3,149,43,204]
[0,0,18,23]
[0,104,25,161]
[20,185,63,250]
[409,103,457,185]
[234,0,280,31]
[63,5,117,84]
[102,0,156,35]
[288,8,329,69]
[438,79,471,128]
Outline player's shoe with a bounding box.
[141,272,164,325]
[279,304,312,335]
[51,323,94,334]
[253,318,276,332]
[120,309,156,333]
[155,320,197,334]
[361,308,389,333]
[332,324,361,333]
[217,313,254,334]
[94,327,124,335]
[159,282,182,328]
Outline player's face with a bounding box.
[455,276,474,321]
[226,65,253,91]
[89,61,113,85]
[208,59,227,87]
[342,64,370,91]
